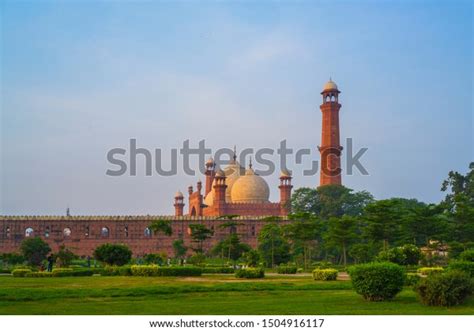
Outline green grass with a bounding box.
[0,275,473,315]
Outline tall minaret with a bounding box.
[319,79,342,186]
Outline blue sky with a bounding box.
[1,1,472,215]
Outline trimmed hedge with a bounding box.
[448,261,474,277]
[348,262,405,301]
[27,272,54,277]
[12,269,32,277]
[312,268,338,281]
[415,270,473,306]
[235,268,265,279]
[100,266,132,276]
[131,265,202,277]
[201,267,234,274]
[277,266,298,274]
[417,267,444,276]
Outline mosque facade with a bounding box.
[0,80,342,257]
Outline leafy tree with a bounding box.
[20,237,51,266]
[291,185,373,219]
[211,234,250,265]
[257,218,291,267]
[376,244,422,266]
[189,223,214,253]
[242,249,261,267]
[349,243,378,264]
[441,163,474,243]
[55,245,77,267]
[324,215,357,266]
[218,217,243,262]
[93,243,132,266]
[149,219,173,236]
[172,239,187,261]
[402,203,448,245]
[284,213,321,269]
[143,253,166,265]
[362,199,411,250]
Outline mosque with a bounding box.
[0,80,343,256]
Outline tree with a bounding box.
[189,223,214,253]
[93,243,132,266]
[172,239,187,261]
[218,217,243,263]
[349,243,378,264]
[362,199,411,250]
[324,215,357,266]
[441,163,474,243]
[242,249,261,267]
[20,237,51,266]
[257,217,290,268]
[143,253,166,265]
[211,234,250,265]
[284,212,321,269]
[55,245,77,267]
[291,185,373,219]
[402,203,448,245]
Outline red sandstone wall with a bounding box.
[0,216,288,257]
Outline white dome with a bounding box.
[323,79,338,91]
[223,161,244,202]
[231,167,270,203]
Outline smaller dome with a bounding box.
[280,169,292,177]
[215,169,225,177]
[175,191,183,198]
[323,79,338,91]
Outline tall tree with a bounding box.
[258,217,291,267]
[284,212,321,269]
[324,215,357,266]
[291,185,373,219]
[362,199,410,250]
[20,237,51,266]
[189,223,214,253]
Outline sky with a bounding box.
[1,1,472,216]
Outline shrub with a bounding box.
[405,273,421,286]
[202,267,234,274]
[348,262,404,301]
[459,249,474,262]
[54,245,77,267]
[376,245,422,266]
[312,268,338,281]
[448,261,474,277]
[277,266,298,274]
[415,270,473,306]
[235,268,265,279]
[93,244,132,266]
[12,268,32,277]
[100,266,132,276]
[143,253,166,265]
[131,265,159,276]
[1,253,26,265]
[131,265,202,277]
[242,250,261,267]
[20,237,51,266]
[417,267,444,276]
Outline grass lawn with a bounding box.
[0,274,473,315]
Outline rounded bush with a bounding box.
[130,265,202,277]
[235,268,264,279]
[12,268,32,277]
[312,268,338,281]
[277,266,298,274]
[417,267,444,276]
[459,249,474,262]
[348,262,404,301]
[100,266,132,276]
[93,243,132,266]
[447,261,474,277]
[415,270,473,306]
